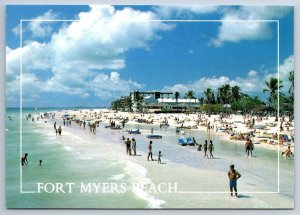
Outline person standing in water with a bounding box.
[245,138,254,157]
[21,153,28,166]
[39,160,42,166]
[54,122,56,131]
[124,138,131,155]
[203,140,208,158]
[147,141,153,161]
[131,138,137,156]
[228,164,241,197]
[208,140,214,158]
[158,151,162,164]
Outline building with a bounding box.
[130,91,200,113]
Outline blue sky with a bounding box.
[6,5,294,107]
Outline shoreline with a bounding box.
[37,108,294,153]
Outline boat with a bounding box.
[178,138,187,146]
[128,129,141,134]
[146,134,162,139]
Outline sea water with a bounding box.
[6,108,294,208]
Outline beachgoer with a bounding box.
[147,141,153,161]
[197,144,202,151]
[83,121,86,129]
[132,138,137,156]
[207,122,211,132]
[63,119,65,126]
[21,153,28,166]
[208,140,214,158]
[124,138,131,155]
[203,140,208,158]
[228,165,241,197]
[192,137,197,145]
[58,126,62,135]
[158,151,162,164]
[281,146,294,158]
[39,160,42,166]
[54,122,56,131]
[245,138,254,157]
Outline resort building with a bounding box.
[130,91,200,113]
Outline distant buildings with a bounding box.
[129,91,199,113]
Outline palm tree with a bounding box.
[203,88,214,104]
[174,91,180,112]
[218,84,232,104]
[185,91,195,99]
[289,70,294,98]
[174,91,180,102]
[231,86,241,102]
[288,71,294,121]
[263,77,283,108]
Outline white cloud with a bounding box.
[279,55,294,92]
[163,55,294,97]
[155,5,219,18]
[6,5,172,103]
[12,10,58,37]
[211,6,292,47]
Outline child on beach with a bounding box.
[158,151,162,164]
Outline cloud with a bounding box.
[6,5,172,104]
[12,10,58,37]
[279,55,294,92]
[155,5,219,18]
[210,6,292,47]
[163,55,293,98]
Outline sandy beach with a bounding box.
[6,108,293,208]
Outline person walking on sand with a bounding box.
[203,140,208,158]
[208,140,214,158]
[124,138,131,155]
[158,151,162,164]
[21,153,28,166]
[131,138,137,156]
[228,164,241,197]
[147,141,153,161]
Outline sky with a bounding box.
[6,5,294,107]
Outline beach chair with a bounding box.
[178,138,187,146]
[186,137,195,146]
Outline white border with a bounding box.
[19,19,280,194]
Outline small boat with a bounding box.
[146,134,162,139]
[128,129,141,134]
[178,138,187,146]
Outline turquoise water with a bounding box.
[6,108,294,208]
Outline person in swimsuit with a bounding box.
[158,151,162,164]
[228,164,241,197]
[245,138,254,157]
[282,146,294,158]
[203,140,208,158]
[131,138,137,156]
[208,140,214,158]
[124,138,131,155]
[21,153,28,166]
[147,141,153,161]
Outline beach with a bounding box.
[6,108,294,208]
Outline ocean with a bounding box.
[6,108,294,208]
